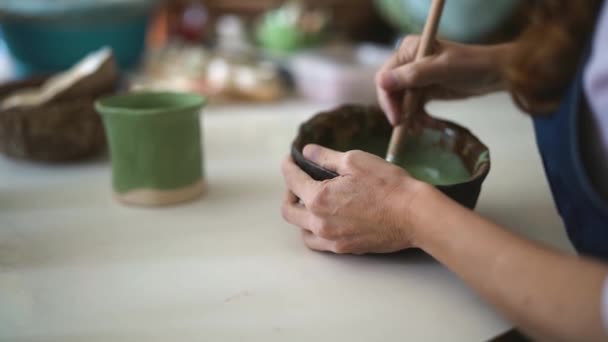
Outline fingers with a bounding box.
[303,146,385,176]
[301,229,360,254]
[376,84,401,126]
[301,229,335,252]
[376,35,442,126]
[396,35,420,62]
[281,157,319,205]
[282,191,313,232]
[303,144,343,173]
[302,144,380,176]
[285,189,299,204]
[379,56,443,92]
[376,54,402,126]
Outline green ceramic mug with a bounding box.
[96,92,206,206]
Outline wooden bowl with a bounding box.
[291,105,491,209]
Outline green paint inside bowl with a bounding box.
[326,129,471,186]
[396,145,471,185]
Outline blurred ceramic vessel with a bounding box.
[375,0,523,43]
[0,0,160,75]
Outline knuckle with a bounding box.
[343,150,361,168]
[315,220,333,239]
[343,150,370,171]
[309,183,330,213]
[309,198,323,214]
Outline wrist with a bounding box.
[483,43,514,91]
[390,176,435,249]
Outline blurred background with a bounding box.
[0,0,526,104]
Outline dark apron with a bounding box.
[533,56,608,261]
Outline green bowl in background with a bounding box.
[256,21,324,53]
[254,3,326,53]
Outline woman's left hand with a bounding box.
[281,144,426,254]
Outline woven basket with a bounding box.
[0,57,118,162]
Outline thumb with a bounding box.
[378,57,442,92]
[303,144,343,173]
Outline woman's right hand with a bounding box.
[376,36,513,125]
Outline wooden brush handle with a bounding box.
[386,0,445,162]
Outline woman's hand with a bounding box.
[281,144,428,254]
[376,36,512,125]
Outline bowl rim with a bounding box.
[291,105,491,186]
[95,92,206,117]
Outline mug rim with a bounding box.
[95,91,206,116]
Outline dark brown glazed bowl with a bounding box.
[291,104,491,209]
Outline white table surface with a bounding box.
[0,94,572,342]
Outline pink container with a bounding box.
[288,44,392,103]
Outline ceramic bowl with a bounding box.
[291,105,491,209]
[0,0,159,74]
[374,0,523,43]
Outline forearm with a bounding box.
[409,184,608,341]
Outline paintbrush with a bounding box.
[386,0,445,163]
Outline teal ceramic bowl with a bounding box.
[0,0,159,75]
[375,0,522,43]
